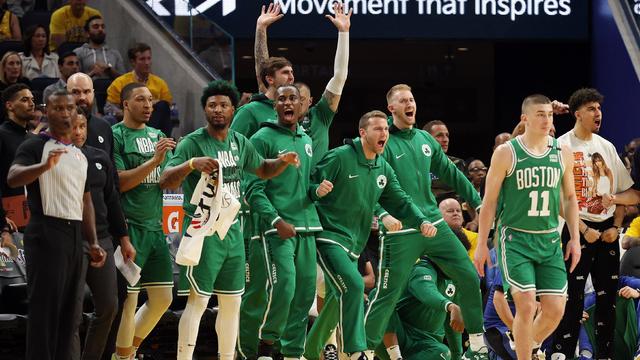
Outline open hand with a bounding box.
[325,2,352,32]
[257,3,284,29]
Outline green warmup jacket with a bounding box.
[310,138,429,258]
[246,122,322,236]
[230,94,276,139]
[376,123,482,232]
[395,258,462,356]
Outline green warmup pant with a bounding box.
[584,296,638,360]
[374,312,452,360]
[305,241,367,355]
[238,234,266,360]
[364,221,483,349]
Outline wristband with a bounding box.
[188,158,195,170]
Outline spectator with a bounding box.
[74,15,125,80]
[105,43,172,136]
[66,72,113,156]
[439,198,477,260]
[622,216,640,250]
[0,0,21,40]
[467,159,487,194]
[0,83,34,237]
[493,132,511,151]
[7,89,106,360]
[49,0,101,52]
[0,51,30,91]
[43,51,79,101]
[423,120,467,202]
[20,24,60,80]
[5,0,34,17]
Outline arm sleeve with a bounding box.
[239,134,264,174]
[618,275,640,290]
[103,152,128,238]
[113,51,125,74]
[444,315,463,359]
[407,265,452,312]
[313,96,336,126]
[309,150,341,201]
[245,136,280,226]
[378,164,428,229]
[429,135,482,210]
[374,203,389,218]
[610,143,634,193]
[112,131,126,171]
[12,138,41,167]
[230,106,258,138]
[48,10,64,35]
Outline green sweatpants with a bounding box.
[238,235,267,360]
[364,221,483,349]
[258,233,316,357]
[307,241,367,355]
[375,312,452,360]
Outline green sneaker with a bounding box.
[461,347,489,360]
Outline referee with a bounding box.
[8,90,106,360]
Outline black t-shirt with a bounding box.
[12,134,89,221]
[86,114,114,159]
[0,120,33,228]
[82,145,127,240]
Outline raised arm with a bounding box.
[322,2,352,112]
[254,152,299,179]
[474,144,511,276]
[254,3,283,93]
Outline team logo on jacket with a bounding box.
[305,143,313,157]
[98,135,104,143]
[422,144,432,157]
[95,162,102,170]
[445,284,456,297]
[376,175,387,189]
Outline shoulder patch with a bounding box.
[305,143,313,157]
[376,174,387,189]
[422,144,432,157]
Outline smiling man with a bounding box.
[304,110,436,360]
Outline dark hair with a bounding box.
[121,82,146,105]
[2,83,30,105]
[23,24,50,57]
[451,227,471,251]
[358,110,387,129]
[423,120,445,134]
[127,43,151,61]
[84,15,102,32]
[58,51,78,66]
[46,89,72,105]
[275,84,300,97]
[521,94,551,114]
[200,80,240,108]
[259,57,292,89]
[568,88,604,116]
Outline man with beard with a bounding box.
[43,52,80,102]
[0,84,35,237]
[67,72,114,156]
[8,89,106,360]
[304,110,436,360]
[74,15,125,80]
[159,80,299,360]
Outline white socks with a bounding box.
[216,294,242,360]
[386,345,402,360]
[177,292,210,360]
[468,333,488,352]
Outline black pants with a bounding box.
[552,217,619,359]
[100,241,129,360]
[484,327,515,360]
[81,238,118,360]
[24,217,85,360]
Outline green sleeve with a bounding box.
[112,130,125,171]
[310,150,341,201]
[231,106,258,138]
[313,95,336,126]
[407,265,452,312]
[444,315,463,359]
[374,203,389,218]
[429,136,482,210]
[245,135,280,226]
[238,133,264,173]
[379,163,429,228]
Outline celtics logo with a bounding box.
[422,144,432,157]
[445,283,456,297]
[305,143,313,157]
[376,175,387,189]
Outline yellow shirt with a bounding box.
[0,10,12,41]
[49,5,102,51]
[107,72,173,105]
[625,216,640,238]
[463,228,479,260]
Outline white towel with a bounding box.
[176,162,223,266]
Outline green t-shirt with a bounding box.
[166,128,264,219]
[112,123,168,230]
[300,96,335,166]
